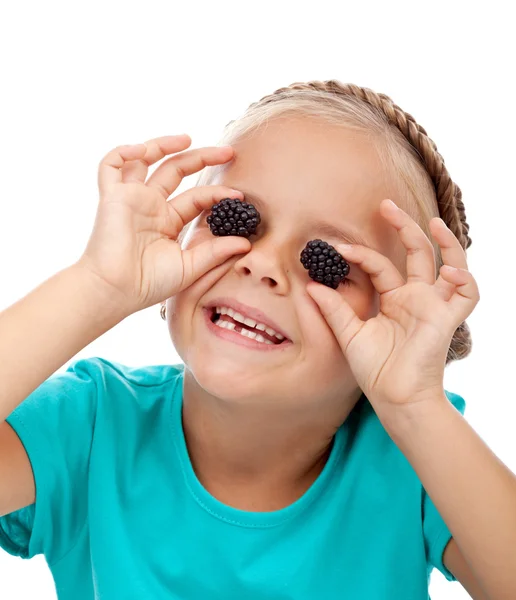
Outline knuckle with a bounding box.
[113,144,132,153]
[191,196,205,213]
[165,148,192,166]
[135,155,150,168]
[326,300,343,322]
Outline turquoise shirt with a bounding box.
[0,357,464,599]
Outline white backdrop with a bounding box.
[0,1,514,598]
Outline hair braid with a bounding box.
[243,80,473,364]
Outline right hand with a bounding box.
[76,134,251,316]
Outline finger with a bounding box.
[430,217,469,298]
[335,243,405,295]
[380,199,436,284]
[145,146,236,199]
[439,265,480,322]
[306,282,365,353]
[429,217,469,269]
[180,237,251,290]
[98,135,191,192]
[98,143,147,192]
[165,185,244,239]
[121,135,194,184]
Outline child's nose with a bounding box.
[233,247,290,294]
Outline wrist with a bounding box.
[72,260,134,322]
[376,390,450,440]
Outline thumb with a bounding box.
[180,237,251,289]
[306,282,364,353]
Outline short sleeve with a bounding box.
[422,390,466,581]
[0,357,100,565]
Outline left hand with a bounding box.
[306,199,480,412]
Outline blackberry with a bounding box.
[300,239,350,289]
[206,198,261,238]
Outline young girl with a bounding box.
[0,80,513,600]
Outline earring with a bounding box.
[160,304,166,320]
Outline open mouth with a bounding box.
[209,307,288,346]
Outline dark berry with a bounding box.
[207,198,261,238]
[300,239,350,289]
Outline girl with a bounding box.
[0,80,514,600]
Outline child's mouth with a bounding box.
[204,308,291,351]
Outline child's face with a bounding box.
[167,116,407,413]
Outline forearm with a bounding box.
[0,263,128,422]
[382,396,516,599]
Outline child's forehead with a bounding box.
[229,116,384,175]
[223,120,401,215]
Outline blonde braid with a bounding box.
[244,80,473,364]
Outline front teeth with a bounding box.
[214,318,274,345]
[215,306,285,341]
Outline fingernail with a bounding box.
[338,244,354,252]
[386,199,399,210]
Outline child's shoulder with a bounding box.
[67,355,184,387]
[39,356,186,440]
[59,356,185,412]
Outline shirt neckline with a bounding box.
[170,369,349,528]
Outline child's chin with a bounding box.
[191,360,269,403]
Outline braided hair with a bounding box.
[195,80,473,364]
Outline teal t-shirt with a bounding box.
[0,357,465,599]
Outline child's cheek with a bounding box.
[301,297,342,349]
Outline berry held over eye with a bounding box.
[300,239,350,289]
[206,198,261,238]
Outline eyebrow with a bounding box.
[237,189,376,250]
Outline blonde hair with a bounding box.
[192,80,472,364]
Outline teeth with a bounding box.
[214,305,285,341]
[215,319,235,331]
[214,315,275,345]
[267,327,284,341]
[243,317,257,328]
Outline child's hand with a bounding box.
[307,199,480,413]
[76,135,250,316]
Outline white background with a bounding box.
[0,1,514,598]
